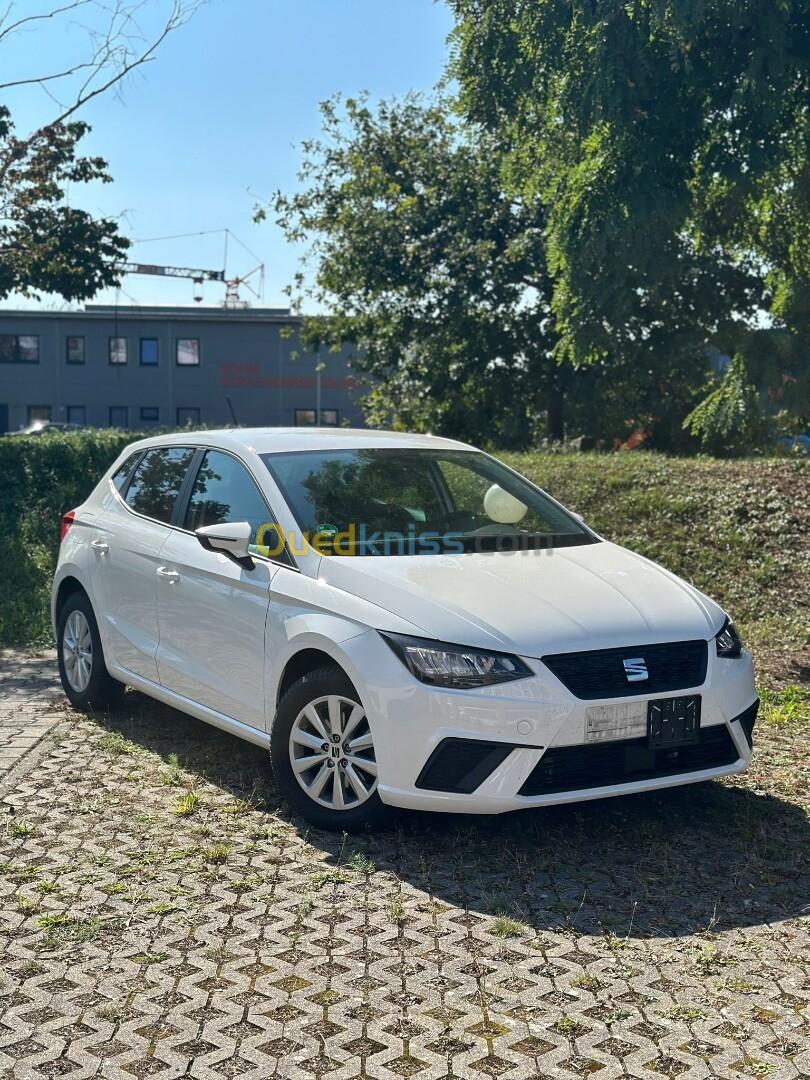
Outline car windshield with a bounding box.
[262,447,598,556]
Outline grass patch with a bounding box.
[491,916,524,939]
[172,792,200,817]
[98,732,138,755]
[200,843,230,865]
[310,867,352,887]
[388,897,407,925]
[7,821,34,839]
[35,912,123,947]
[760,685,809,727]
[347,851,375,874]
[553,1015,584,1035]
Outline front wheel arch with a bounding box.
[270,664,392,832]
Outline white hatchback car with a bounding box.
[52,428,758,830]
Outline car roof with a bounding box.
[122,427,476,456]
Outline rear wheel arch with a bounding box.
[56,588,125,711]
[55,576,87,624]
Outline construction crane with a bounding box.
[120,262,226,283]
[118,260,264,306]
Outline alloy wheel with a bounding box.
[289,694,378,810]
[62,609,93,693]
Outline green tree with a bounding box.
[448,0,806,368]
[0,1,200,300]
[271,95,570,445]
[0,109,129,300]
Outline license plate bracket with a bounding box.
[648,695,701,748]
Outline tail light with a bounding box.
[60,511,76,543]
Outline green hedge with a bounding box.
[0,433,807,691]
[0,429,140,643]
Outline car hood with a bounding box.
[318,541,726,657]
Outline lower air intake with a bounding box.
[519,724,739,797]
[416,738,515,794]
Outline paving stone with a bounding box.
[0,650,808,1080]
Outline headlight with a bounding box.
[381,632,532,689]
[715,619,743,658]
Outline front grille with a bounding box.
[542,639,708,699]
[519,724,739,797]
[416,738,516,794]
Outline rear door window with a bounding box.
[124,447,195,524]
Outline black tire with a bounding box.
[57,591,126,711]
[271,665,393,832]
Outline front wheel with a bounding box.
[57,591,125,711]
[271,666,393,831]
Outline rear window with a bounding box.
[124,447,195,524]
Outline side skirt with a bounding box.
[109,663,271,750]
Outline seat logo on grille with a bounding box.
[622,657,648,682]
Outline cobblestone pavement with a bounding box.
[0,649,62,777]
[0,652,808,1080]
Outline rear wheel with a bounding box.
[57,592,125,711]
[271,666,393,831]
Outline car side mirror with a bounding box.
[196,521,255,570]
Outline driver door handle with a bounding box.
[157,566,179,584]
[91,539,109,555]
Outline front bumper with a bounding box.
[335,631,759,815]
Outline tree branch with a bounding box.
[0,60,97,92]
[1,1,204,134]
[0,0,93,44]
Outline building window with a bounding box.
[176,406,200,426]
[294,408,339,427]
[1,334,40,363]
[66,336,85,364]
[140,406,159,424]
[66,405,86,425]
[109,337,128,365]
[140,338,159,365]
[27,405,51,423]
[176,338,200,366]
[109,406,129,428]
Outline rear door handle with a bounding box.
[156,566,179,583]
[91,540,109,555]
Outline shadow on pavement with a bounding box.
[94,688,810,940]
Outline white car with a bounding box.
[52,428,758,830]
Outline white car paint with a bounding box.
[52,427,759,817]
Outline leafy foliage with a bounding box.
[0,428,137,643]
[271,95,732,448]
[0,107,129,299]
[448,0,808,370]
[683,354,765,455]
[272,95,568,445]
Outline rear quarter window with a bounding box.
[110,454,140,493]
[124,447,195,524]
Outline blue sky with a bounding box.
[6,0,454,309]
